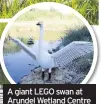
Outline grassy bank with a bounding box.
[7,10,85,40]
[0,0,99,25]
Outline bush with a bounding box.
[62,26,92,46]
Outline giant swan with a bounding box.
[8,22,93,81]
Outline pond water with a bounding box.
[4,45,38,83]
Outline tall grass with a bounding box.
[0,0,99,25]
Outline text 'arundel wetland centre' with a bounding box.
[7,88,92,104]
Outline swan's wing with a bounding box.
[51,41,93,68]
[9,36,36,60]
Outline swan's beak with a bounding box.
[36,22,40,26]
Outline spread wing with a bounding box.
[51,41,93,68]
[8,36,36,60]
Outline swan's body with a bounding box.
[37,50,54,69]
[8,22,93,81]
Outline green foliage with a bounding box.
[62,26,92,46]
[0,65,10,84]
[72,0,76,8]
[0,23,7,37]
[2,2,7,17]
[0,0,99,24]
[76,0,99,25]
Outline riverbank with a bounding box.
[19,54,92,84]
[19,67,85,84]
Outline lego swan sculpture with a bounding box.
[8,22,93,81]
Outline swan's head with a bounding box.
[36,21,43,27]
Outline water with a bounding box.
[4,46,38,83]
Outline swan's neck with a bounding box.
[38,25,44,58]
